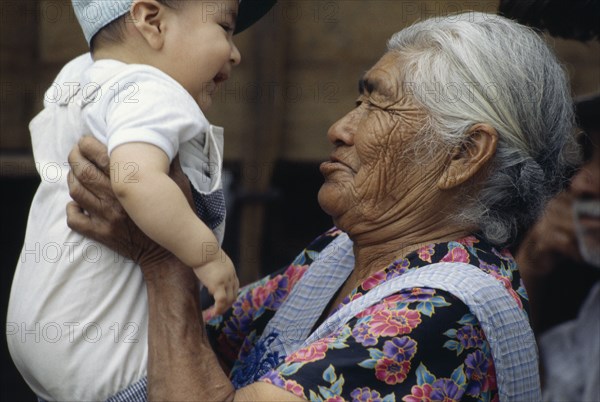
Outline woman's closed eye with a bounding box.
[355,96,371,108]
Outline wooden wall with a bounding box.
[2,1,598,159]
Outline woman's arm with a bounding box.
[66,136,303,401]
[143,255,302,401]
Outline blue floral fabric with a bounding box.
[205,228,529,401]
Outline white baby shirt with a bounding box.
[7,54,225,401]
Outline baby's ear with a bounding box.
[130,0,166,50]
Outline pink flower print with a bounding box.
[287,339,328,363]
[284,264,308,291]
[457,236,479,248]
[326,228,344,237]
[402,384,434,402]
[375,358,411,384]
[283,379,305,398]
[370,309,421,337]
[441,247,470,263]
[418,245,435,263]
[489,272,523,309]
[251,276,280,306]
[363,271,387,290]
[203,308,216,322]
[251,275,288,309]
[325,397,345,402]
[356,301,385,319]
[381,294,404,304]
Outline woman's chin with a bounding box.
[317,184,342,217]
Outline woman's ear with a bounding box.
[437,123,498,190]
[130,0,166,50]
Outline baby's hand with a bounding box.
[192,250,239,315]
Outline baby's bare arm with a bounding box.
[110,142,221,267]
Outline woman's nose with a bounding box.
[327,112,355,146]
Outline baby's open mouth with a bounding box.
[213,73,229,84]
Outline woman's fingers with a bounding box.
[68,140,113,202]
[67,169,102,214]
[78,136,111,176]
[66,201,96,238]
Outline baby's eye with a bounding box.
[220,23,233,33]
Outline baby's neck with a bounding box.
[92,42,147,65]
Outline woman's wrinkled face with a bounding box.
[318,52,446,232]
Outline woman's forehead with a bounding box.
[361,53,405,99]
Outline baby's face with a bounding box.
[157,0,241,108]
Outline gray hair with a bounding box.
[387,12,580,247]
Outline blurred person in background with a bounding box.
[500,1,599,399]
[516,94,600,401]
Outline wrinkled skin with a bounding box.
[317,52,497,299]
[319,53,461,252]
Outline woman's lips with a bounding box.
[320,159,355,176]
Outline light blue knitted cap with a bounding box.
[72,0,133,45]
[72,0,276,46]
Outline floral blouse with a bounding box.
[205,228,529,401]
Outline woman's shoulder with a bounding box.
[408,235,529,311]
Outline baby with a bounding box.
[84,0,241,314]
[7,0,274,400]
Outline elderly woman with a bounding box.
[66,12,578,402]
